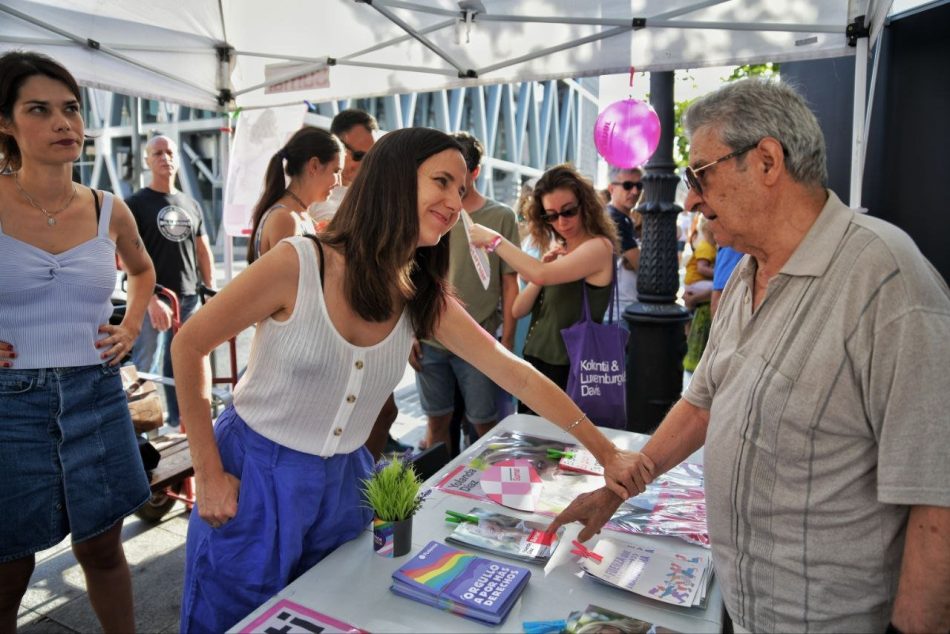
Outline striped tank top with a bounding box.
[0,192,116,369]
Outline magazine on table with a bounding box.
[390,540,531,625]
[445,507,564,564]
[578,537,713,608]
[435,431,709,547]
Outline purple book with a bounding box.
[390,541,531,625]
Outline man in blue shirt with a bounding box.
[711,246,743,315]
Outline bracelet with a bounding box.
[485,235,503,253]
[566,413,588,432]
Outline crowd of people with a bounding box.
[1,48,947,634]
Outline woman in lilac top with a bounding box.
[0,51,156,632]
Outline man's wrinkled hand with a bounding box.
[546,487,625,542]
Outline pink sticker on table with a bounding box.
[479,459,543,511]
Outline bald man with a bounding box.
[127,135,216,426]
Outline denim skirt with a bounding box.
[0,363,150,562]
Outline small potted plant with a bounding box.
[363,457,425,557]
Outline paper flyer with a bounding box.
[478,459,543,511]
[238,598,367,633]
[558,447,604,475]
[580,538,712,608]
[461,211,491,290]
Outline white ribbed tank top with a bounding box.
[232,236,414,456]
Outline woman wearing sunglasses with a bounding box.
[470,164,618,405]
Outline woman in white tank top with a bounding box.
[247,126,343,263]
[172,128,657,632]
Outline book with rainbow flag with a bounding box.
[390,540,531,625]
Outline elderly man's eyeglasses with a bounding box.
[683,143,758,195]
[540,206,580,223]
[611,180,643,192]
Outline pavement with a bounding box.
[16,377,429,634]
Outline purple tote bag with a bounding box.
[560,266,628,429]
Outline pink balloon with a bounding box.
[594,99,661,168]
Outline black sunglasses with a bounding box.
[540,206,580,223]
[611,180,643,192]
[683,142,758,195]
[343,143,367,162]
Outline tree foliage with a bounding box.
[673,63,780,168]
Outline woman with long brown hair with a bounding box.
[0,51,155,633]
[172,129,652,633]
[470,164,619,398]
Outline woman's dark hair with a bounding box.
[527,163,619,253]
[247,126,342,263]
[321,127,464,340]
[0,51,82,172]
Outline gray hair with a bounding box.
[607,165,644,182]
[683,78,827,186]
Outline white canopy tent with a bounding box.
[0,0,903,206]
[0,0,888,109]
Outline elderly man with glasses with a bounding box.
[549,78,950,634]
[605,166,643,324]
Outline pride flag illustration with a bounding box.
[391,541,531,625]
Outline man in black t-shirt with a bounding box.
[127,135,216,425]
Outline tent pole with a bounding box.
[221,125,234,284]
[850,36,868,207]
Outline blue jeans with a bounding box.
[131,293,199,425]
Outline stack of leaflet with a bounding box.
[579,538,713,608]
[445,507,564,564]
[391,541,531,625]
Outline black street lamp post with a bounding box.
[623,71,690,433]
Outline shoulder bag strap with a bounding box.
[579,278,592,323]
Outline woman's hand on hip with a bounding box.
[96,323,139,366]
[0,340,15,367]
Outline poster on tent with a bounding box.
[223,105,312,238]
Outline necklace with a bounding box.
[14,172,77,226]
[285,188,308,211]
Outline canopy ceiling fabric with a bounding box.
[0,0,880,111]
